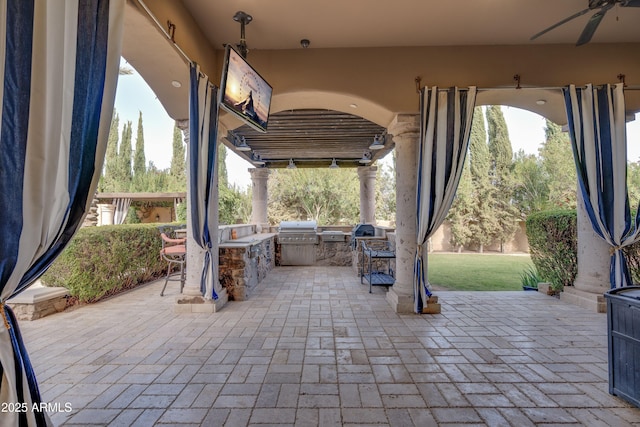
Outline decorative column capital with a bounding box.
[175,119,189,132]
[249,167,270,180]
[388,113,419,143]
[357,165,378,180]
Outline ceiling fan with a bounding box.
[530,0,640,46]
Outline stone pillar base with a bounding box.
[386,288,415,314]
[560,287,606,313]
[174,289,228,313]
[422,296,441,314]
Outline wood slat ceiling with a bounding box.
[224,109,394,168]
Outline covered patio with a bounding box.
[21,267,640,426]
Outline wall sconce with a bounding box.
[250,152,265,166]
[359,151,372,164]
[329,158,339,169]
[287,159,297,169]
[230,132,251,151]
[369,134,385,150]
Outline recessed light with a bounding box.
[536,99,546,105]
[171,80,182,88]
[349,103,358,109]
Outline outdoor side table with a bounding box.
[360,240,395,293]
[604,285,640,409]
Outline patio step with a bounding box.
[7,281,69,320]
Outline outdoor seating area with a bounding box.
[20,266,640,426]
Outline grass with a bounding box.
[427,253,534,291]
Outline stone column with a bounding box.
[357,166,377,224]
[561,189,610,312]
[97,204,114,226]
[250,168,270,232]
[386,114,419,314]
[175,119,227,312]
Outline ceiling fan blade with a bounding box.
[576,4,614,45]
[621,0,640,6]
[530,8,592,41]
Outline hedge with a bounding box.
[526,210,577,291]
[41,223,181,303]
[526,209,640,291]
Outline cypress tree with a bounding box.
[133,111,146,183]
[218,143,229,188]
[100,111,120,191]
[118,121,133,189]
[539,119,577,208]
[468,107,496,253]
[169,123,186,191]
[486,106,519,252]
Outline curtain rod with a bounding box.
[134,0,192,66]
[476,85,640,92]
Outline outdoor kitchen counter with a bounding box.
[218,233,276,301]
[219,232,277,248]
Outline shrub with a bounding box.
[41,223,177,303]
[525,210,577,291]
[520,265,541,289]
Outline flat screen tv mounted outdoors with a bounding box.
[219,45,272,133]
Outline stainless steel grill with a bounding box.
[278,221,318,265]
[277,221,318,244]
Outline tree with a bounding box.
[512,150,550,215]
[539,119,576,209]
[132,111,146,191]
[486,105,519,252]
[117,120,133,189]
[447,158,474,252]
[468,107,495,252]
[218,143,229,188]
[169,123,186,191]
[268,168,359,225]
[376,156,396,223]
[100,110,120,191]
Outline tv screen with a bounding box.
[219,45,272,133]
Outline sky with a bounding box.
[114,60,640,190]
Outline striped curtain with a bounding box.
[564,83,638,289]
[188,63,219,300]
[0,1,124,425]
[414,87,477,313]
[112,197,132,225]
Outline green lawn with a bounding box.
[427,253,533,291]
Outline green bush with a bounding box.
[41,223,174,303]
[525,210,577,291]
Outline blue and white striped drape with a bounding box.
[564,83,638,289]
[414,87,477,313]
[0,1,124,425]
[189,63,219,300]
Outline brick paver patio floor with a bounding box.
[20,266,640,426]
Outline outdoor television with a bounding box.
[219,45,272,133]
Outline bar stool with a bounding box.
[159,232,186,296]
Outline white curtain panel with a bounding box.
[414,87,477,313]
[564,83,638,288]
[112,197,132,225]
[0,1,124,425]
[188,64,220,300]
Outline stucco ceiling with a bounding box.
[125,1,640,168]
[183,0,640,49]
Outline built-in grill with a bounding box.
[278,221,318,265]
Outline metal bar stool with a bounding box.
[159,232,186,296]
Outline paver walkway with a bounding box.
[20,266,640,426]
